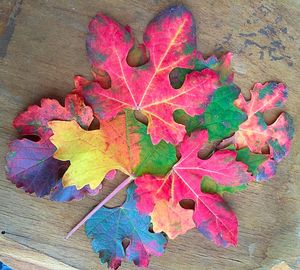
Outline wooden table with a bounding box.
[0,1,299,269]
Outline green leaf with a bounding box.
[235,147,268,175]
[174,85,247,141]
[125,110,178,177]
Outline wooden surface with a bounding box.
[0,1,299,269]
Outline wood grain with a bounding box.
[0,1,299,270]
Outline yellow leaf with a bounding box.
[49,116,135,189]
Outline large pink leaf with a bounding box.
[82,6,221,144]
[135,130,254,246]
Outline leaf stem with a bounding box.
[65,175,135,240]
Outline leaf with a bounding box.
[82,5,221,144]
[201,146,275,193]
[174,84,247,140]
[5,139,67,197]
[222,82,294,161]
[49,109,177,189]
[50,180,102,202]
[85,183,167,269]
[135,130,254,246]
[234,147,277,181]
[150,200,194,239]
[5,94,94,197]
[13,94,93,139]
[170,52,233,89]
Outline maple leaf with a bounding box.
[5,94,94,197]
[49,109,177,189]
[174,84,247,140]
[222,82,294,162]
[81,5,221,144]
[135,130,254,246]
[85,183,167,269]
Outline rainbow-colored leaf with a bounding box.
[49,109,177,189]
[82,5,222,144]
[135,130,254,246]
[85,183,167,269]
[222,82,294,162]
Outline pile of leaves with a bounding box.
[5,5,294,269]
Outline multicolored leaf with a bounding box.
[170,52,233,89]
[135,130,254,246]
[174,84,247,140]
[222,82,294,162]
[82,5,222,144]
[234,147,277,181]
[49,109,177,189]
[85,183,167,269]
[5,94,94,197]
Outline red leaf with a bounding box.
[223,82,294,162]
[82,6,221,144]
[14,94,93,139]
[135,130,254,246]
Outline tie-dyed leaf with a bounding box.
[49,109,177,189]
[174,84,247,140]
[85,183,167,269]
[5,94,94,197]
[222,82,294,162]
[135,130,254,246]
[83,5,222,144]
